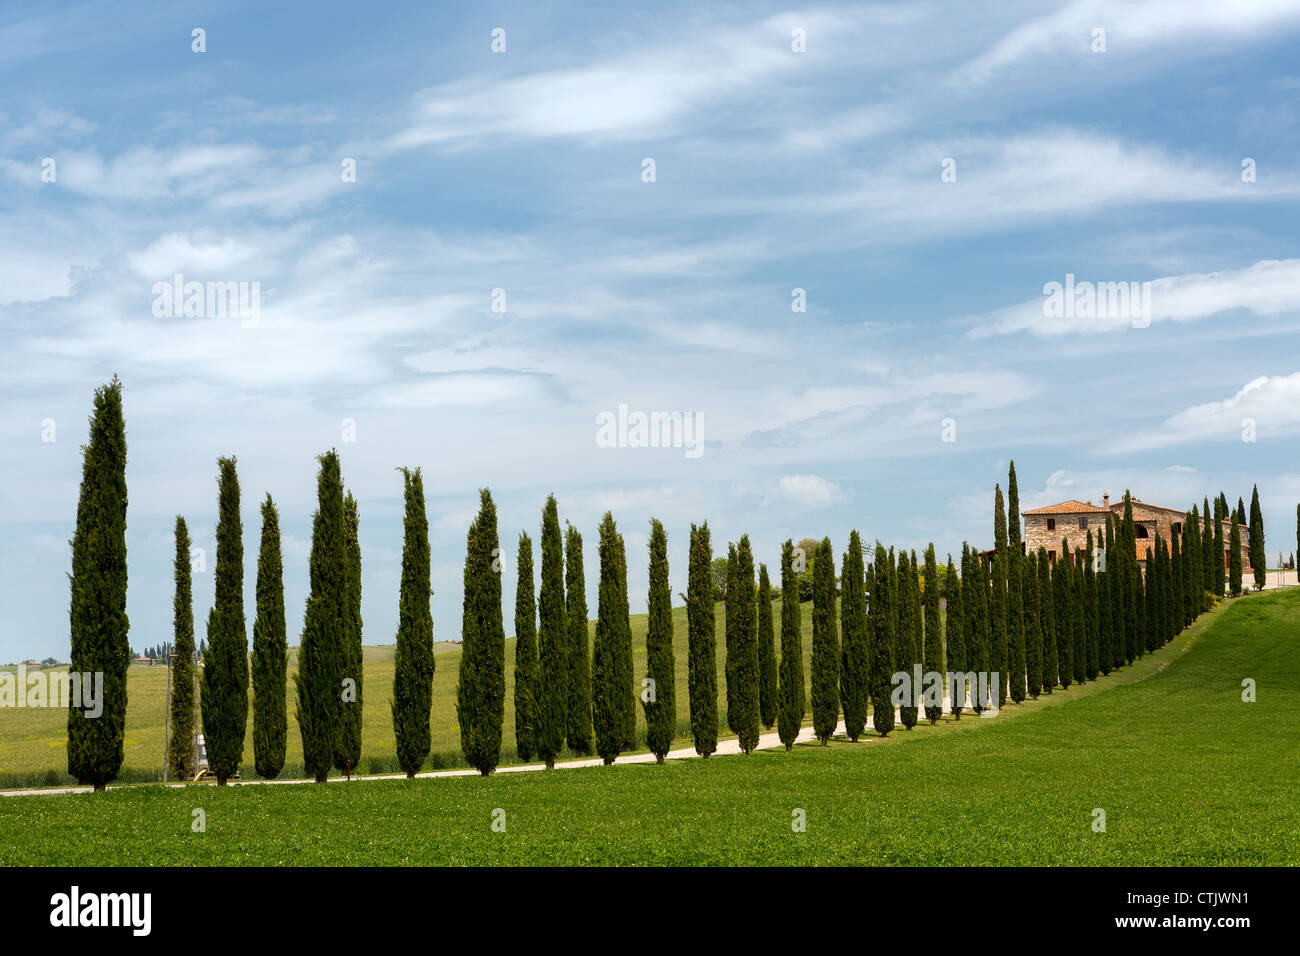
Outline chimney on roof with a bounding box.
[1103,492,1110,510]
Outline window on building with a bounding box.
[1048,550,1056,564]
[1172,522,1182,535]
[1047,518,1056,531]
[1136,524,1149,538]
[1078,517,1088,530]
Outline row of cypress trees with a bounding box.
[65,379,1268,788]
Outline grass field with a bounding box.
[2,588,1295,865]
[0,599,825,786]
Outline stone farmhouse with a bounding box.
[1022,492,1250,573]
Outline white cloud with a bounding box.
[778,474,842,508]
[1109,373,1300,452]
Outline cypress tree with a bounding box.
[593,512,627,764]
[200,456,247,786]
[535,495,566,768]
[1083,531,1100,681]
[392,467,434,777]
[1183,507,1200,623]
[839,532,869,738]
[1169,529,1182,638]
[1242,486,1263,590]
[724,542,738,732]
[1121,493,1140,663]
[335,491,363,773]
[1213,494,1227,597]
[1038,548,1057,691]
[1229,502,1244,597]
[1070,543,1086,683]
[643,519,676,763]
[965,546,988,711]
[810,537,840,743]
[615,532,635,751]
[67,378,129,791]
[564,522,594,755]
[777,540,805,750]
[898,550,923,728]
[1023,543,1042,698]
[297,451,345,783]
[991,485,1009,707]
[456,489,505,775]
[168,516,195,780]
[869,542,896,736]
[1007,464,1026,704]
[513,532,537,762]
[251,495,287,779]
[1054,545,1073,690]
[945,555,966,717]
[757,563,778,730]
[1098,522,1114,676]
[922,544,944,722]
[729,535,761,752]
[1202,498,1215,597]
[687,523,718,757]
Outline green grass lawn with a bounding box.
[0,599,827,786]
[2,589,1295,865]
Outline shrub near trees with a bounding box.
[565,523,594,755]
[643,519,677,763]
[252,495,287,780]
[201,457,248,786]
[687,523,718,757]
[777,539,806,750]
[392,468,434,778]
[534,497,566,769]
[757,564,778,730]
[456,489,505,776]
[869,543,896,736]
[297,452,346,783]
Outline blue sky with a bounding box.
[3,0,1300,661]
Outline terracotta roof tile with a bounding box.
[1023,499,1109,515]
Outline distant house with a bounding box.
[131,656,155,665]
[1023,493,1249,575]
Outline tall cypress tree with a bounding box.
[687,523,718,757]
[1083,530,1100,681]
[965,546,988,711]
[1007,463,1026,704]
[777,539,805,750]
[643,519,676,763]
[1023,543,1042,698]
[757,563,778,730]
[593,512,627,764]
[535,496,566,768]
[67,378,129,791]
[513,532,538,762]
[990,485,1009,707]
[297,451,345,783]
[1122,493,1141,663]
[251,495,287,780]
[1098,519,1114,676]
[1038,548,1058,692]
[335,492,363,773]
[1169,529,1183,638]
[1054,545,1073,690]
[922,544,944,723]
[1229,502,1244,597]
[1203,498,1216,597]
[1247,488,1264,591]
[392,467,434,777]
[564,522,593,755]
[810,537,840,743]
[1213,494,1227,597]
[724,542,738,732]
[840,532,869,738]
[200,456,247,786]
[456,489,505,776]
[168,516,195,780]
[869,542,896,736]
[898,550,922,728]
[729,535,761,752]
[945,555,966,717]
[1071,542,1087,683]
[615,532,635,751]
